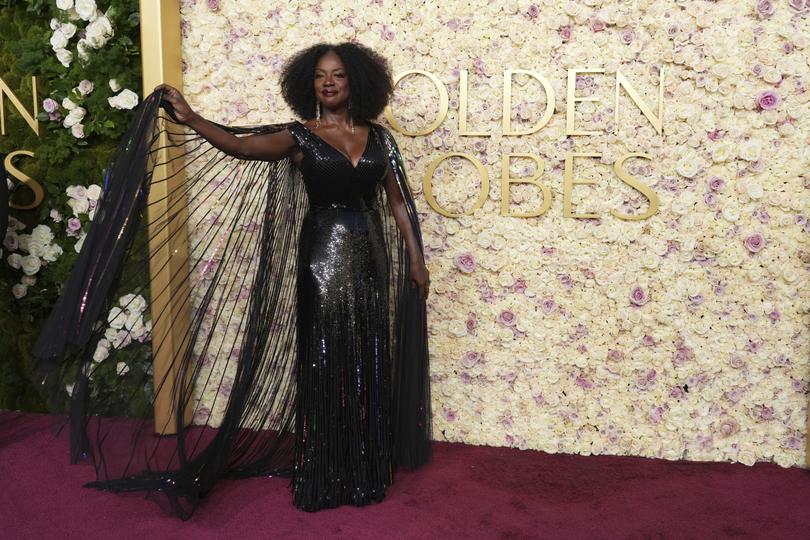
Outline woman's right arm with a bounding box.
[156,84,296,161]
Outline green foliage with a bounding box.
[1,0,149,413]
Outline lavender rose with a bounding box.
[707,176,725,192]
[788,0,806,11]
[629,286,650,306]
[497,309,517,326]
[756,90,781,110]
[42,98,59,113]
[67,217,82,233]
[743,233,765,253]
[559,25,572,42]
[589,18,606,32]
[454,252,476,273]
[460,351,482,368]
[755,0,775,17]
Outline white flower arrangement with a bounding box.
[63,183,102,252]
[5,220,63,298]
[91,293,153,368]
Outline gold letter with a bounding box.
[566,68,604,136]
[458,69,490,137]
[0,76,39,136]
[423,153,489,217]
[5,151,44,210]
[384,70,448,136]
[502,69,554,136]
[500,153,551,218]
[615,67,664,136]
[611,153,660,221]
[563,152,600,219]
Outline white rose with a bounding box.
[60,23,77,39]
[50,18,61,30]
[745,181,764,200]
[86,184,102,201]
[61,97,77,111]
[75,0,98,21]
[116,361,131,376]
[108,306,125,329]
[56,0,74,10]
[11,283,27,299]
[20,255,42,276]
[65,185,87,199]
[55,48,73,68]
[92,340,110,363]
[711,142,733,162]
[50,30,69,50]
[41,244,63,263]
[62,107,86,128]
[738,139,761,161]
[71,123,85,139]
[7,253,22,269]
[50,209,63,222]
[31,225,55,245]
[123,310,141,331]
[67,197,90,216]
[447,319,468,337]
[129,294,147,314]
[77,79,94,96]
[108,89,139,110]
[108,79,121,92]
[675,156,699,178]
[722,206,740,222]
[85,15,112,48]
[104,327,118,342]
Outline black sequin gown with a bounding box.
[288,122,392,510]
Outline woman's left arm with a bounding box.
[383,163,430,300]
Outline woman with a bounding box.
[33,42,432,517]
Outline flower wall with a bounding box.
[179,0,810,467]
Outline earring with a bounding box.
[348,100,355,134]
[315,100,321,128]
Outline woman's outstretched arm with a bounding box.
[155,84,297,161]
[383,163,430,300]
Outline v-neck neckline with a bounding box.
[297,121,372,170]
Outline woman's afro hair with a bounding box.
[280,42,393,122]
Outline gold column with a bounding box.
[140,0,191,434]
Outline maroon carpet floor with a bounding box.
[1,411,809,539]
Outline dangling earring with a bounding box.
[348,100,355,134]
[315,99,321,128]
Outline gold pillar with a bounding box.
[140,0,191,434]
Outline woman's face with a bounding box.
[314,50,350,111]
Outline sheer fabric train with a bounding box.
[32,91,431,518]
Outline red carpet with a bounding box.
[1,411,809,539]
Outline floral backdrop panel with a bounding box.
[179,0,810,467]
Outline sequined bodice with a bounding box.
[288,122,387,209]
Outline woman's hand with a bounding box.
[154,84,196,124]
[410,259,430,301]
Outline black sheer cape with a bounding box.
[32,91,431,518]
